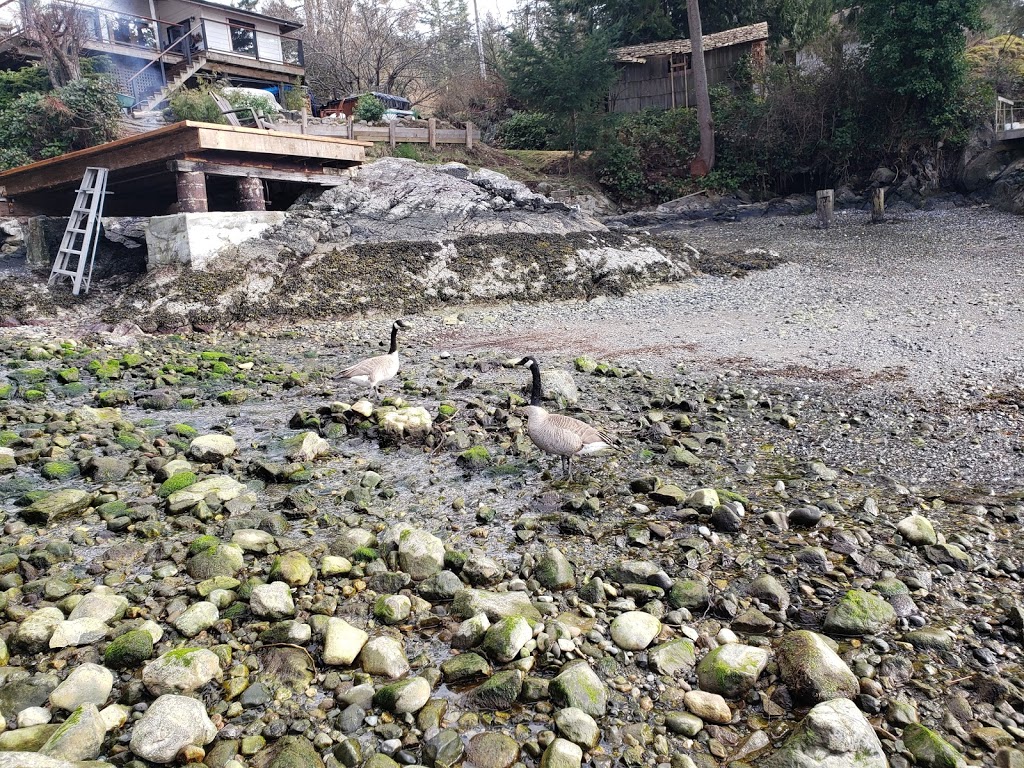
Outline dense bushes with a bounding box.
[0,75,121,170]
[0,66,51,112]
[495,112,555,149]
[588,36,995,206]
[592,107,700,203]
[168,84,224,123]
[354,93,385,122]
[225,89,279,118]
[168,82,280,125]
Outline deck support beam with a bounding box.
[237,176,266,211]
[176,171,208,213]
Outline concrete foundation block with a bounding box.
[145,212,286,271]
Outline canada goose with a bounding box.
[514,356,613,478]
[340,320,410,398]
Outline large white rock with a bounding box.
[167,476,245,513]
[762,698,887,768]
[323,618,369,666]
[360,636,410,679]
[188,434,237,462]
[129,694,217,763]
[49,664,114,711]
[68,591,129,623]
[48,618,109,649]
[249,582,296,619]
[610,611,662,651]
[143,648,223,696]
[398,528,445,581]
[13,607,64,652]
[173,601,219,638]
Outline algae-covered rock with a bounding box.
[549,660,607,717]
[186,543,244,580]
[902,723,967,768]
[762,698,886,768]
[696,643,769,699]
[776,630,858,705]
[156,471,196,498]
[823,589,897,636]
[103,629,154,668]
[470,669,523,711]
[24,489,92,524]
[457,445,492,470]
[373,676,431,714]
[481,616,533,663]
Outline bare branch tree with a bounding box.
[22,0,89,85]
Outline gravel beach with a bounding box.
[439,206,1024,395]
[0,204,1020,768]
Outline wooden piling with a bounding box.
[237,176,266,211]
[871,187,885,223]
[816,189,834,229]
[465,121,475,150]
[428,118,437,150]
[176,171,208,213]
[388,119,397,149]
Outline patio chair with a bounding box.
[211,92,270,130]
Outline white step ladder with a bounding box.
[48,167,109,296]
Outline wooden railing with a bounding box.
[276,117,480,148]
[996,96,1023,135]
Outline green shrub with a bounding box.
[224,89,279,117]
[496,112,554,149]
[0,66,50,112]
[167,86,224,124]
[354,93,385,122]
[0,76,121,171]
[393,143,420,161]
[282,79,305,111]
[592,107,699,204]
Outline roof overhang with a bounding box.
[611,22,768,64]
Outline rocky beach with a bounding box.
[0,162,1021,768]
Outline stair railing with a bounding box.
[125,29,200,105]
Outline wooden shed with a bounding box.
[609,22,768,113]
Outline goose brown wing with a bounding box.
[340,353,391,380]
[546,413,611,447]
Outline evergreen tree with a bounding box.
[860,0,983,126]
[502,0,617,156]
[420,0,475,86]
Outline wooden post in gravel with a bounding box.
[871,187,885,223]
[816,189,834,229]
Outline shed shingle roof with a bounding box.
[611,22,768,63]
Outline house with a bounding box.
[0,0,304,112]
[608,22,768,113]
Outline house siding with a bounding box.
[609,44,753,113]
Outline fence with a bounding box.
[275,117,480,149]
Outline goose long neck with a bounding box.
[388,324,399,355]
[529,361,542,406]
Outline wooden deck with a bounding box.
[0,121,369,216]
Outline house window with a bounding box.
[228,19,256,56]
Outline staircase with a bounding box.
[136,54,207,112]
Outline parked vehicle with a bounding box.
[318,91,412,119]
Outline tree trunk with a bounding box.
[686,0,714,176]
